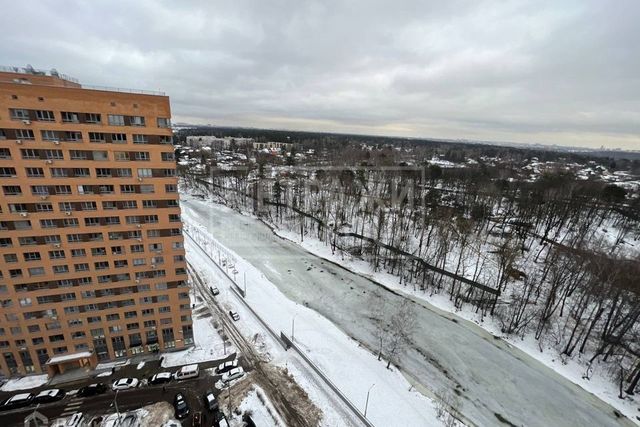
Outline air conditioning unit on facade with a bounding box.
[137,177,143,182]
[20,212,28,217]
[136,224,141,228]
[45,160,53,164]
[53,140,60,145]
[65,211,72,216]
[136,238,143,242]
[15,139,22,145]
[135,279,140,284]
[40,195,48,200]
[53,243,61,248]
[22,119,30,125]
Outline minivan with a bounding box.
[174,364,199,380]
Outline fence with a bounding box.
[280,332,376,427]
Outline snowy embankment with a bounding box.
[182,211,450,427]
[0,374,48,392]
[270,226,640,424]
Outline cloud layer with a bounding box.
[2,0,639,149]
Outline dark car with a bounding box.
[149,372,172,385]
[34,388,66,404]
[0,393,35,411]
[203,390,219,412]
[210,286,220,296]
[174,392,190,419]
[77,383,108,397]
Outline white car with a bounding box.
[150,372,172,385]
[112,377,140,391]
[216,360,238,374]
[221,367,244,383]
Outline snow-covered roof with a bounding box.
[46,351,93,364]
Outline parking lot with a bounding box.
[0,352,245,426]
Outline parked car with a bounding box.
[210,286,220,296]
[34,388,66,404]
[174,364,199,380]
[173,392,190,419]
[0,392,34,410]
[203,391,219,412]
[221,367,244,384]
[77,383,108,397]
[149,372,172,385]
[112,378,139,391]
[215,360,238,374]
[229,310,240,321]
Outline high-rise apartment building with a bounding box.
[0,66,192,377]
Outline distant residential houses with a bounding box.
[185,135,293,152]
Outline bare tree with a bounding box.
[383,300,418,369]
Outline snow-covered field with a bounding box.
[0,374,48,391]
[181,196,636,427]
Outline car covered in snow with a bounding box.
[149,372,172,385]
[221,367,244,384]
[210,286,220,296]
[215,359,238,374]
[0,392,34,410]
[228,310,240,321]
[112,377,140,391]
[34,388,66,404]
[203,390,219,412]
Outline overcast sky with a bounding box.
[3,1,639,150]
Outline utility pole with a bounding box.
[364,383,375,418]
[114,390,121,426]
[291,314,297,342]
[227,385,232,419]
[244,272,247,295]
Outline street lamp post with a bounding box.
[364,383,375,418]
[291,314,297,342]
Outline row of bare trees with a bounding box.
[181,159,640,395]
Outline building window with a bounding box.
[61,112,80,123]
[35,110,55,121]
[130,116,145,126]
[16,129,35,140]
[10,108,29,120]
[157,117,171,128]
[137,168,152,178]
[86,113,101,124]
[108,115,125,126]
[133,134,148,144]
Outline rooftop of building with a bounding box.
[0,65,166,96]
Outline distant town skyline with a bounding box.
[2,0,638,150]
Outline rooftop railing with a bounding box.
[1,65,166,96]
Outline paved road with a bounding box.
[0,354,237,426]
[1,377,217,426]
[182,197,636,427]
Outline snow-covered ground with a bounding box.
[184,216,447,426]
[233,385,285,426]
[161,295,235,368]
[0,374,48,391]
[181,197,637,427]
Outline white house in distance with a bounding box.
[186,135,254,149]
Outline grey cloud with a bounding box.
[2,0,639,149]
